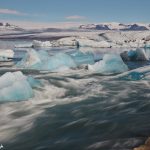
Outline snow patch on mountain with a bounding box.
[79,23,150,31]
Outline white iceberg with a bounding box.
[32,40,52,47]
[0,49,14,58]
[52,37,112,48]
[52,37,78,47]
[0,72,34,102]
[136,48,149,61]
[88,54,128,74]
[78,39,112,48]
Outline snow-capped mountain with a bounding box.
[79,23,150,31]
[79,24,111,30]
[121,24,149,31]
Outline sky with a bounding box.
[0,0,149,28]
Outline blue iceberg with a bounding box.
[88,54,128,75]
[16,50,77,71]
[121,49,149,61]
[45,53,77,71]
[0,72,34,102]
[16,49,42,69]
[144,44,150,49]
[127,50,137,59]
[27,76,42,88]
[69,51,95,65]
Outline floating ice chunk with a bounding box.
[52,37,77,47]
[127,50,137,58]
[16,49,77,71]
[0,71,34,102]
[78,39,112,48]
[27,76,42,88]
[0,71,26,89]
[36,50,50,62]
[88,54,128,74]
[120,51,130,61]
[136,48,149,61]
[70,51,95,65]
[121,49,149,61]
[52,37,112,48]
[0,80,33,102]
[45,53,77,71]
[144,41,150,48]
[145,49,150,59]
[145,44,150,48]
[121,50,137,61]
[32,40,52,47]
[0,49,14,58]
[16,49,42,69]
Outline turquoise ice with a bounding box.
[88,54,128,74]
[69,51,95,65]
[121,48,149,61]
[16,50,77,71]
[0,72,34,102]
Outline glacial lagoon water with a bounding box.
[0,40,150,150]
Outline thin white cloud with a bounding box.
[0,8,27,16]
[65,15,86,20]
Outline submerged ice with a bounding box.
[88,54,128,74]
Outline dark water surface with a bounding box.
[0,40,150,150]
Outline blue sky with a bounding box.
[0,0,150,23]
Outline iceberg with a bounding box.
[77,39,112,48]
[44,52,77,71]
[144,40,150,49]
[69,51,95,65]
[52,37,113,48]
[136,48,149,61]
[88,54,128,74]
[32,40,52,47]
[0,72,34,102]
[27,76,42,88]
[16,49,77,71]
[52,37,78,47]
[144,44,150,48]
[0,49,14,58]
[121,48,149,61]
[16,49,42,69]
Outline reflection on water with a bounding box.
[0,40,150,150]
